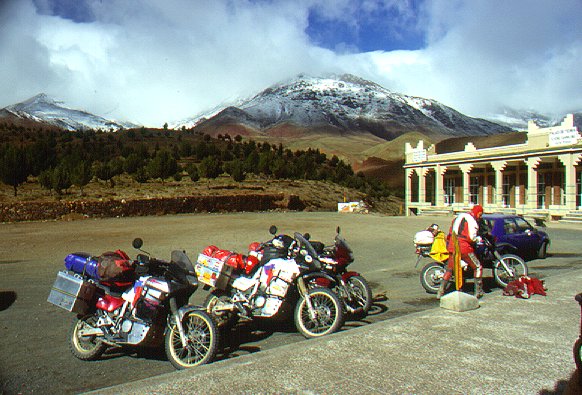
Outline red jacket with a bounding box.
[447,212,480,254]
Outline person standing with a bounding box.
[437,205,484,299]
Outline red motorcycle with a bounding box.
[47,238,218,369]
[305,227,373,318]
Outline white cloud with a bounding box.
[0,0,580,126]
[364,0,582,116]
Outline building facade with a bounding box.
[403,114,581,220]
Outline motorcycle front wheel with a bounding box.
[165,310,218,370]
[493,254,527,288]
[344,275,373,317]
[294,287,344,339]
[420,261,446,294]
[69,315,106,361]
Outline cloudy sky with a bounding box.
[0,0,580,126]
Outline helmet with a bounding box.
[429,224,439,231]
[470,205,484,218]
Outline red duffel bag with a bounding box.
[201,246,246,271]
[97,249,135,282]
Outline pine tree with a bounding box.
[0,146,29,196]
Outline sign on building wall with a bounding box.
[549,128,580,147]
[412,149,427,162]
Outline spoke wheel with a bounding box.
[420,262,446,294]
[203,291,239,330]
[344,275,372,317]
[294,287,344,338]
[69,315,106,361]
[493,254,528,288]
[165,311,218,370]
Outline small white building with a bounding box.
[403,114,581,221]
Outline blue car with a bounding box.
[481,214,550,260]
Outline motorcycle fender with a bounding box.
[302,272,337,287]
[176,305,208,322]
[341,271,360,282]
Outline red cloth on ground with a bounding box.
[503,276,547,298]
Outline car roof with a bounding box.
[482,213,519,219]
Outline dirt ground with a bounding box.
[1,212,581,394]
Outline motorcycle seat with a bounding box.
[99,281,134,297]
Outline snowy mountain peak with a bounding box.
[2,94,137,131]
[176,74,512,140]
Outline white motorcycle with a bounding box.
[199,226,345,338]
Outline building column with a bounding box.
[491,161,507,208]
[435,165,446,206]
[526,157,541,209]
[558,153,582,211]
[459,164,473,206]
[405,168,413,216]
[416,167,428,204]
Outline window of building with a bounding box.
[469,176,480,205]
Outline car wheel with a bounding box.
[538,241,548,259]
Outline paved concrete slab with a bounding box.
[90,268,582,395]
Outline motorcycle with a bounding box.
[304,227,373,318]
[200,226,344,338]
[416,232,528,294]
[47,238,218,370]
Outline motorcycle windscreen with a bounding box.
[171,250,196,274]
[171,250,199,286]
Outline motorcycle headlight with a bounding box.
[305,255,313,263]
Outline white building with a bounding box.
[403,114,581,221]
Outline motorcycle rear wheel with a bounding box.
[493,254,527,288]
[165,311,218,370]
[204,290,239,330]
[344,275,373,317]
[294,287,344,338]
[420,262,446,294]
[69,315,106,361]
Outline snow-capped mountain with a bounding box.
[175,74,513,140]
[0,93,137,131]
[483,108,582,131]
[483,108,554,130]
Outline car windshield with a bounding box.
[480,218,494,234]
[514,217,533,231]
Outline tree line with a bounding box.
[0,124,393,198]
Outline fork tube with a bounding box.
[169,297,188,347]
[494,252,515,277]
[297,277,316,320]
